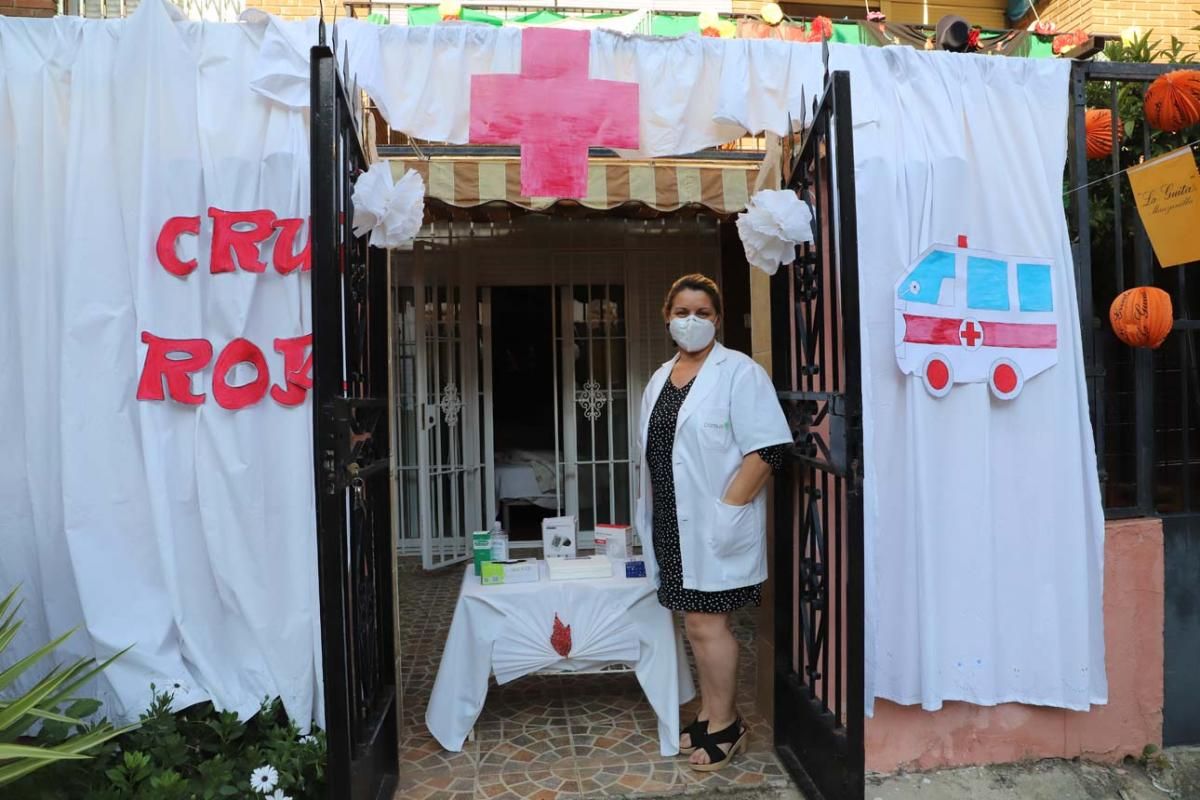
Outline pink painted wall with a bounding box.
[866,518,1164,774]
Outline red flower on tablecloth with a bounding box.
[551,613,572,657]
[967,27,981,50]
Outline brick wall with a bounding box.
[1,0,56,17]
[1022,0,1200,57]
[244,0,322,19]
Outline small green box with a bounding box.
[472,531,492,576]
[480,561,505,585]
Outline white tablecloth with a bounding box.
[426,561,694,756]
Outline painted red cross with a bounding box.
[960,319,983,349]
[469,28,640,199]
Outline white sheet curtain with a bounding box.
[845,48,1107,714]
[0,0,323,726]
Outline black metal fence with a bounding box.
[1066,58,1200,747]
[1068,60,1200,518]
[310,35,399,799]
[771,69,865,800]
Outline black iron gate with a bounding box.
[770,69,865,800]
[310,36,398,800]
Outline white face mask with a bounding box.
[669,315,717,353]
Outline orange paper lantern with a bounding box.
[1084,108,1121,160]
[1110,286,1173,348]
[1144,70,1200,134]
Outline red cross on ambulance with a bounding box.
[893,236,1059,400]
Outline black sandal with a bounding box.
[679,717,708,755]
[689,717,749,772]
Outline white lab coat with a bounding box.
[635,342,792,593]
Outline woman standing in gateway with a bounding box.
[636,274,792,772]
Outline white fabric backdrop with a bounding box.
[846,49,1106,714]
[0,1,323,726]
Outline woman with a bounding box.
[635,274,792,772]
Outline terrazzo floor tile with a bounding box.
[476,768,581,800]
[569,721,663,765]
[478,677,570,728]
[575,759,687,796]
[477,725,577,774]
[400,728,477,774]
[396,767,477,800]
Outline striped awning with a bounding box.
[388,158,758,216]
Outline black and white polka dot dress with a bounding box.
[646,376,785,614]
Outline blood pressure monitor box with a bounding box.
[541,516,577,558]
[594,524,632,559]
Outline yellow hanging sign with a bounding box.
[1126,146,1200,268]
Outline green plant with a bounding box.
[0,586,134,786]
[11,690,327,799]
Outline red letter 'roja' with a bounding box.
[208,208,276,273]
[272,218,311,274]
[270,334,313,406]
[155,216,201,277]
[212,338,270,410]
[136,332,213,405]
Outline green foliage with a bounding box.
[9,690,327,800]
[0,586,135,787]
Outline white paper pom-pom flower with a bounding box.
[735,189,814,276]
[350,163,426,248]
[379,168,426,247]
[350,162,392,239]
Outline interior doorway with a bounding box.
[490,285,559,543]
[391,218,719,567]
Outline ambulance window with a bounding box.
[1017,263,1053,312]
[898,249,955,306]
[966,257,1009,311]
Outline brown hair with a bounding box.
[662,274,723,322]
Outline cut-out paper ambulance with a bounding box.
[894,236,1058,400]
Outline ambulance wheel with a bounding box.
[989,359,1023,400]
[922,354,953,398]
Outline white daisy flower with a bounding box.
[269,790,292,800]
[249,765,279,794]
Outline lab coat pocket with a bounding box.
[710,498,757,558]
[700,408,732,450]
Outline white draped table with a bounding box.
[426,561,695,756]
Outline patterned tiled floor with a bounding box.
[396,559,794,799]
